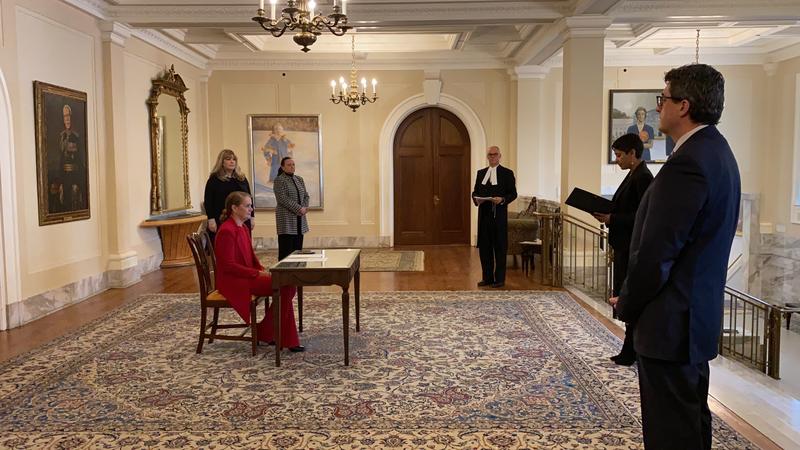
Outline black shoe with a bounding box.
[610,353,636,366]
[289,346,305,353]
[491,282,505,288]
[478,280,493,287]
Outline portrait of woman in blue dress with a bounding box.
[262,122,295,182]
[626,106,654,161]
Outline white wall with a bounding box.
[0,0,209,325]
[14,5,106,298]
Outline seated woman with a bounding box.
[214,191,304,352]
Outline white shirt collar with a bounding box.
[671,124,708,156]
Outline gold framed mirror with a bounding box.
[147,65,191,215]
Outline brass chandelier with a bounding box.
[330,35,378,112]
[252,0,352,53]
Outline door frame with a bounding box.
[0,68,20,331]
[379,94,486,247]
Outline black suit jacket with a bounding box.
[471,165,517,246]
[608,162,653,253]
[616,126,741,364]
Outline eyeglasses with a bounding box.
[487,153,500,157]
[656,95,684,107]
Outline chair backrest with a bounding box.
[187,232,215,300]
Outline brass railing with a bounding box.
[560,213,612,302]
[546,210,786,379]
[720,287,783,379]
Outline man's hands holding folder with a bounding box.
[473,196,503,206]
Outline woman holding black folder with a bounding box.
[593,133,653,366]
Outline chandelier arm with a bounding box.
[326,24,349,36]
[269,21,290,37]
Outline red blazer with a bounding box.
[214,219,263,306]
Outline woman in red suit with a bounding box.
[214,191,304,352]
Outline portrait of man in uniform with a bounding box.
[34,81,90,225]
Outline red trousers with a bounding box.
[228,275,300,348]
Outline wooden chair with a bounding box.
[187,231,264,356]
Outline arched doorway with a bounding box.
[0,68,19,330]
[393,107,470,245]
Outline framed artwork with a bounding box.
[247,114,324,210]
[33,81,90,225]
[607,89,675,164]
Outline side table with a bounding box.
[519,239,542,277]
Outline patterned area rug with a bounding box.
[257,248,424,272]
[0,291,755,449]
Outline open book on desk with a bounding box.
[565,188,613,214]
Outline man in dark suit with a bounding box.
[593,133,653,366]
[612,64,741,449]
[472,146,517,288]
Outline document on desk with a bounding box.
[565,188,613,214]
[284,250,327,262]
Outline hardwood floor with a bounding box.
[0,245,777,449]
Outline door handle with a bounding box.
[433,194,440,206]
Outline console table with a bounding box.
[140,214,206,268]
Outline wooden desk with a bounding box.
[140,214,206,268]
[269,249,361,367]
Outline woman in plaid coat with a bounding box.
[274,157,310,260]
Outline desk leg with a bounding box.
[342,289,350,366]
[273,288,281,367]
[354,269,360,332]
[298,286,304,333]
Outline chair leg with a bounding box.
[786,312,792,330]
[197,306,208,354]
[209,307,220,343]
[250,299,258,356]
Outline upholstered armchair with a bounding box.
[508,197,561,265]
[508,198,540,264]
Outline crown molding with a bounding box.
[766,41,800,64]
[564,15,612,38]
[514,65,551,79]
[511,21,568,66]
[106,2,568,27]
[99,21,131,46]
[63,0,110,20]
[132,29,209,69]
[612,0,800,22]
[208,56,510,72]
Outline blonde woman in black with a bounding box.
[203,149,253,242]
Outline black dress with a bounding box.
[203,175,253,240]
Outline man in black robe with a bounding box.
[472,146,517,288]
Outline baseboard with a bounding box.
[5,253,162,329]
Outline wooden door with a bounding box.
[393,108,470,245]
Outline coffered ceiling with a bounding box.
[67,0,800,71]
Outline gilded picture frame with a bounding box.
[247,114,324,210]
[33,81,90,225]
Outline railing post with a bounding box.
[554,213,563,287]
[767,307,782,379]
